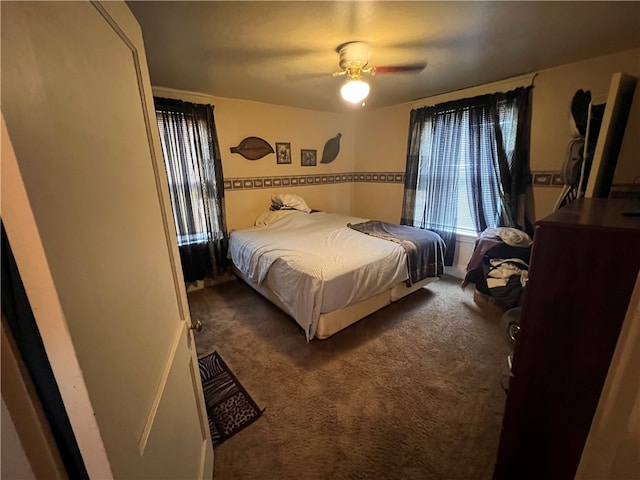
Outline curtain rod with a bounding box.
[462,71,539,91]
[412,71,539,105]
[152,86,214,103]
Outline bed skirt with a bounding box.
[232,265,438,340]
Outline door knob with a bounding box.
[190,320,203,332]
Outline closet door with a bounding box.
[1,2,213,478]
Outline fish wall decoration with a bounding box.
[230,136,274,160]
[321,133,342,164]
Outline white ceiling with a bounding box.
[127,1,640,113]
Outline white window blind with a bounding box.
[417,101,518,235]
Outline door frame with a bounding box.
[1,114,113,478]
[1,1,213,477]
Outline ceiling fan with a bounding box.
[333,41,426,78]
[332,41,426,104]
[286,41,427,105]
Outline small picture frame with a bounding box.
[301,149,317,167]
[275,142,291,165]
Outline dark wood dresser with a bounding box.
[493,198,640,480]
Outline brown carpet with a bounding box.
[188,275,512,480]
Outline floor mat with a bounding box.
[198,351,264,447]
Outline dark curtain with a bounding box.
[402,86,534,266]
[401,106,461,265]
[511,87,535,236]
[466,94,504,233]
[1,222,89,479]
[154,97,228,283]
[467,86,535,236]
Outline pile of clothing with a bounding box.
[462,228,533,311]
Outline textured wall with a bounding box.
[154,47,639,235]
[352,48,640,222]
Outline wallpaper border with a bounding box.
[224,171,569,190]
[224,172,404,190]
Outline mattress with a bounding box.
[229,211,441,340]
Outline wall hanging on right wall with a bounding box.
[321,133,342,164]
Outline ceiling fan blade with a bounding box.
[374,63,427,74]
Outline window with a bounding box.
[154,97,228,282]
[156,111,217,246]
[402,87,532,264]
[413,101,518,236]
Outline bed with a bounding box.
[228,198,445,340]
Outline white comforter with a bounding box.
[229,211,408,340]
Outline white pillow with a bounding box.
[271,193,311,213]
[254,209,297,227]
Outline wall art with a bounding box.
[321,132,342,164]
[276,142,292,164]
[301,149,317,167]
[230,136,274,160]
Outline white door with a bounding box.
[1,1,213,478]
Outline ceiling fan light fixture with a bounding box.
[341,78,370,104]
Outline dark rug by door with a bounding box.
[198,351,264,447]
